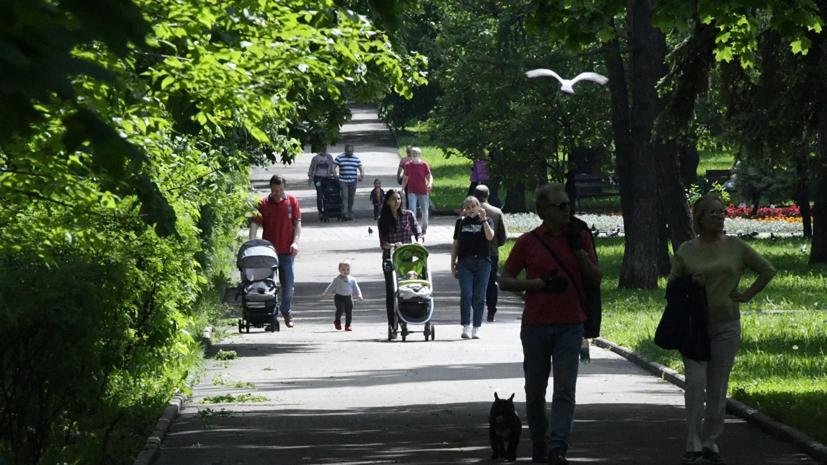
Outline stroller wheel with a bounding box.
[274,318,280,332]
[245,320,250,333]
[431,325,435,341]
[401,324,408,342]
[424,324,430,341]
[238,319,243,334]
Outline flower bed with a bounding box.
[504,213,807,235]
[726,204,806,219]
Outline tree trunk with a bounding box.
[536,158,548,186]
[502,182,527,213]
[810,130,827,263]
[612,0,664,289]
[657,140,695,250]
[796,154,812,238]
[657,212,672,275]
[679,141,700,189]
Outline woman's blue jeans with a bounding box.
[520,323,584,452]
[313,176,325,213]
[457,255,491,327]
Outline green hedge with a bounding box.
[0,171,248,465]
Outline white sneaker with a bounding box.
[461,325,471,339]
[472,326,481,339]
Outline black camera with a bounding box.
[541,269,568,293]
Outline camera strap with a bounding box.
[530,231,584,304]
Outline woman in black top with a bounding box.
[451,196,495,339]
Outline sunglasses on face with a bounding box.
[547,201,571,211]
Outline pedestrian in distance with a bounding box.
[249,174,302,328]
[370,179,385,221]
[451,196,495,340]
[377,189,424,339]
[308,147,334,218]
[466,157,490,197]
[332,144,364,221]
[473,185,507,322]
[400,147,433,234]
[397,145,413,209]
[321,260,363,331]
[671,195,775,465]
[500,183,603,465]
[397,145,413,184]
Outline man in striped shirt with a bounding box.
[332,144,364,221]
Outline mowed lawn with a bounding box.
[498,236,827,444]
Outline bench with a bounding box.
[703,169,735,193]
[567,172,620,211]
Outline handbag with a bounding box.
[530,231,602,338]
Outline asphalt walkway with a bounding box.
[152,104,815,465]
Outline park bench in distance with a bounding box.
[569,172,620,212]
[703,169,736,193]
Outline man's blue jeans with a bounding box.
[457,256,491,327]
[277,253,295,316]
[486,254,499,317]
[520,323,584,452]
[406,193,429,233]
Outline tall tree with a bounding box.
[427,0,612,212]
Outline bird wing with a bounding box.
[525,68,565,84]
[569,72,608,86]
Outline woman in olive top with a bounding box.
[670,195,776,465]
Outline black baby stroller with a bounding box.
[319,177,344,222]
[236,239,280,333]
[391,244,435,342]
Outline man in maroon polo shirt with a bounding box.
[501,183,603,465]
[250,174,302,328]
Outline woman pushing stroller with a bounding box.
[377,189,424,339]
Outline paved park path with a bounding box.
[152,105,816,465]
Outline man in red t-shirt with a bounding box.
[250,174,302,328]
[501,183,603,465]
[400,147,433,233]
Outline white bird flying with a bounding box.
[525,69,609,94]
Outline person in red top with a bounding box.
[250,174,302,328]
[400,147,433,233]
[501,183,603,465]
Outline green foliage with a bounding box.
[1,0,426,256]
[2,1,425,463]
[213,350,239,361]
[732,161,799,206]
[686,182,732,207]
[199,393,268,404]
[212,374,255,389]
[429,0,613,188]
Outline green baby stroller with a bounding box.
[391,244,435,342]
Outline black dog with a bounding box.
[489,393,522,461]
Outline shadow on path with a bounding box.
[156,402,812,465]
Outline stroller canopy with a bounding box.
[237,239,279,270]
[392,244,429,278]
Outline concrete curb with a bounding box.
[593,338,827,465]
[132,393,188,465]
[132,327,212,465]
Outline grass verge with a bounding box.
[499,236,827,444]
